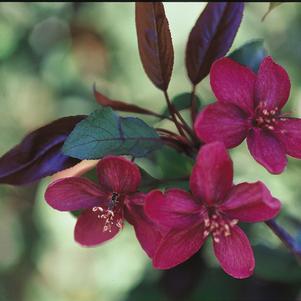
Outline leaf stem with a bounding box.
[159,135,194,156]
[190,84,197,123]
[163,90,196,141]
[265,219,301,260]
[157,128,195,148]
[141,110,174,121]
[163,90,186,136]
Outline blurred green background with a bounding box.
[0,2,301,301]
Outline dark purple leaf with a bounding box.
[185,2,244,85]
[0,116,85,185]
[94,85,162,118]
[135,2,174,91]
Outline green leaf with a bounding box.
[63,108,162,160]
[139,167,189,192]
[162,93,202,118]
[228,40,267,72]
[70,210,81,218]
[155,146,194,179]
[138,146,193,193]
[139,168,161,192]
[254,244,301,283]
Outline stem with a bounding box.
[160,135,194,156]
[163,90,186,136]
[156,128,194,148]
[265,219,301,260]
[190,84,197,123]
[163,90,195,140]
[143,110,174,121]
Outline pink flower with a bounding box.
[145,142,281,279]
[45,156,161,256]
[194,56,299,174]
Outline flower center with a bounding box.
[202,213,238,243]
[254,102,279,131]
[92,192,123,233]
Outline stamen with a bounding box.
[213,237,220,243]
[92,191,123,233]
[203,230,210,238]
[202,214,239,243]
[262,109,268,115]
[257,117,264,124]
[254,105,281,131]
[92,206,103,212]
[230,219,239,226]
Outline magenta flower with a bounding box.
[45,156,161,255]
[194,56,299,174]
[145,142,281,278]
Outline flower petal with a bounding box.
[153,224,205,269]
[220,182,281,222]
[275,118,301,158]
[210,57,256,113]
[190,142,233,205]
[255,56,290,110]
[213,226,255,279]
[97,156,141,193]
[194,102,248,148]
[125,193,162,258]
[45,177,107,211]
[247,128,287,174]
[74,209,122,246]
[145,189,200,230]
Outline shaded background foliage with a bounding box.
[0,2,301,301]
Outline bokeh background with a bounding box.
[0,2,301,301]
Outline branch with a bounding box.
[156,128,194,148]
[163,90,197,142]
[163,90,186,137]
[265,219,301,260]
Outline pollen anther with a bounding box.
[202,214,239,243]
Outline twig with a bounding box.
[163,90,186,137]
[156,128,194,148]
[265,219,301,260]
[163,90,196,141]
[159,135,194,156]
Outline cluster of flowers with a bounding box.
[44,56,301,279]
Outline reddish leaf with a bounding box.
[94,86,161,117]
[0,116,85,185]
[135,2,174,91]
[185,3,244,85]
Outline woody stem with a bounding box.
[163,90,195,141]
[265,219,301,260]
[163,90,186,137]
